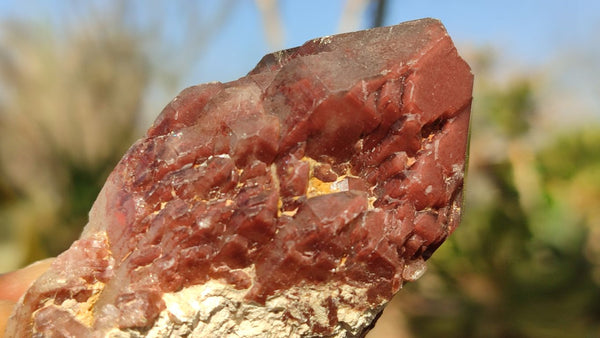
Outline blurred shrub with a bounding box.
[0,18,148,268]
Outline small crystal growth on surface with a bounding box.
[7,18,473,337]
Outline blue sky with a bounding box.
[192,0,600,85]
[1,1,599,90]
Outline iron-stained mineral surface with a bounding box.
[7,18,473,337]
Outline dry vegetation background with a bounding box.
[1,1,599,337]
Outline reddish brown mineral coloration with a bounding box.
[7,18,472,337]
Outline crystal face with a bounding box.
[7,18,473,337]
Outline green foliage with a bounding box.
[481,79,536,137]
[537,128,600,182]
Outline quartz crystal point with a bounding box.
[7,18,473,337]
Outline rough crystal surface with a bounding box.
[7,18,473,337]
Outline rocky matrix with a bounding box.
[7,18,473,337]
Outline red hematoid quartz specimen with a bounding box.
[7,18,472,337]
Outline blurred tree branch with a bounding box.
[255,0,285,51]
